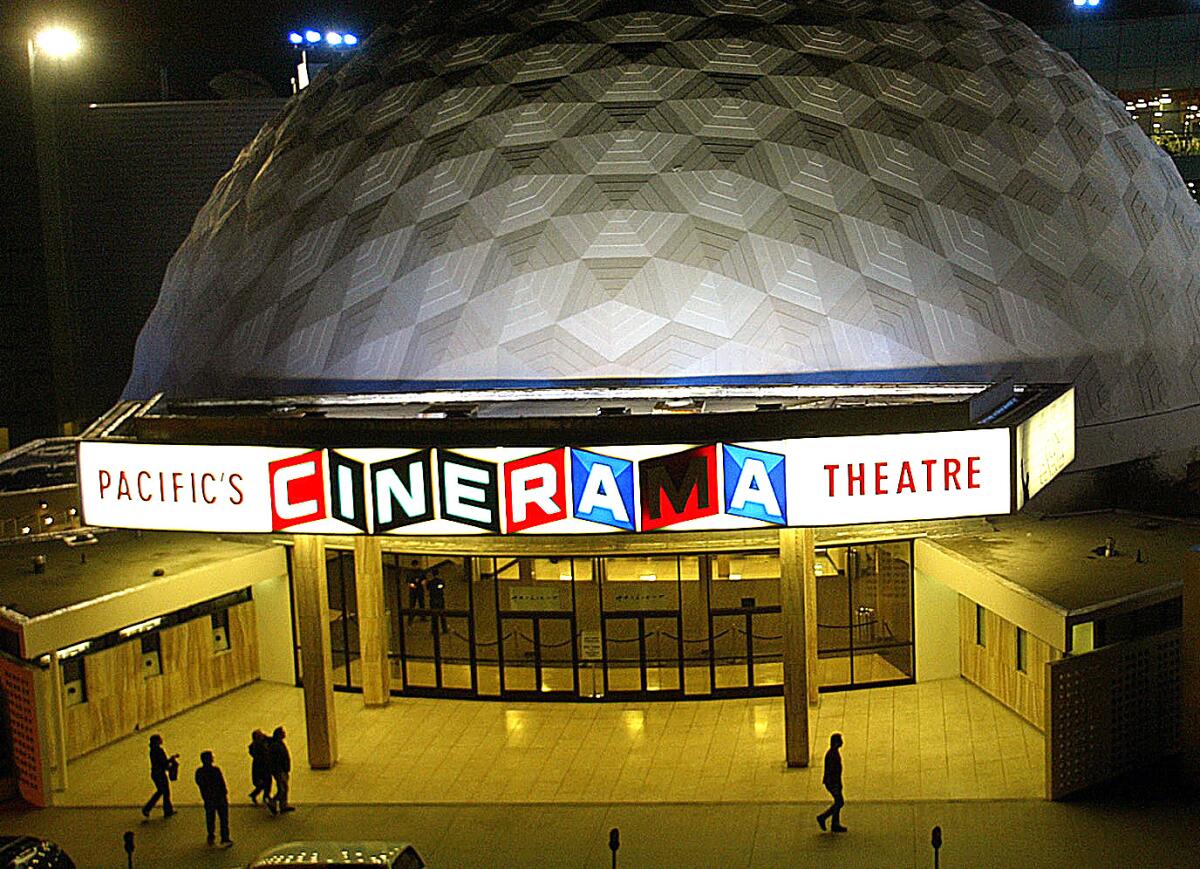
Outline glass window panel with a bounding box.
[643,616,680,693]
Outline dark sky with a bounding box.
[0,0,1196,440]
[6,1,1200,101]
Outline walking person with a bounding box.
[427,567,448,634]
[194,750,233,847]
[266,726,294,813]
[141,734,178,819]
[816,733,847,833]
[248,729,273,807]
[405,559,425,624]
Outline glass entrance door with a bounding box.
[600,555,685,698]
[707,550,783,696]
[494,557,578,698]
[386,554,477,696]
[816,541,915,691]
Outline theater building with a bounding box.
[2,0,1196,806]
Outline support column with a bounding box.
[353,536,390,707]
[780,527,815,767]
[805,543,819,706]
[46,654,68,791]
[292,535,338,769]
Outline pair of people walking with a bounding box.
[140,734,232,847]
[405,561,448,633]
[248,726,293,814]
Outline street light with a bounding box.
[26,25,84,435]
[33,26,82,59]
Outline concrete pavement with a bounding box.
[1,797,1196,868]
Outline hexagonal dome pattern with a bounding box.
[125,0,1200,458]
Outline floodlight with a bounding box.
[34,26,82,59]
[344,34,359,46]
[288,31,303,45]
[326,31,343,46]
[305,30,321,43]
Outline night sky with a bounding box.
[0,0,1196,440]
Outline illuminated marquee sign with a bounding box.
[78,428,1014,535]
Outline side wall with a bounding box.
[253,573,297,684]
[914,568,960,681]
[1046,629,1181,799]
[959,596,1060,730]
[64,601,258,759]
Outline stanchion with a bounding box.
[609,827,620,869]
[123,830,135,869]
[932,825,942,869]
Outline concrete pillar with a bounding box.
[804,542,819,706]
[46,654,68,792]
[1183,548,1200,781]
[292,535,338,769]
[780,527,815,768]
[353,536,390,707]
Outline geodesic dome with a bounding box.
[125,0,1200,465]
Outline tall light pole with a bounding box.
[27,26,83,435]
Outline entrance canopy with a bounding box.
[78,383,1073,536]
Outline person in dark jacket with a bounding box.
[405,559,425,624]
[194,750,232,847]
[141,734,178,819]
[248,729,272,806]
[266,726,294,813]
[816,732,847,832]
[426,567,448,634]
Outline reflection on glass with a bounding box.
[816,540,914,690]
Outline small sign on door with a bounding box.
[580,629,602,661]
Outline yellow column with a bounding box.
[292,535,338,769]
[805,542,819,706]
[47,653,68,791]
[354,536,390,707]
[780,527,815,767]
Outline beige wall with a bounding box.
[22,545,286,658]
[62,601,259,759]
[253,573,296,684]
[914,569,960,681]
[915,539,1065,651]
[958,596,1059,730]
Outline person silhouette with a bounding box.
[816,733,847,833]
[427,567,448,634]
[194,750,232,847]
[141,734,178,819]
[405,559,426,624]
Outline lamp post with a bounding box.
[27,26,83,436]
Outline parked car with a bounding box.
[247,841,424,868]
[0,836,75,869]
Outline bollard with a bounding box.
[123,830,135,869]
[609,827,620,869]
[931,825,942,869]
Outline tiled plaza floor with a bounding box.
[60,677,1043,807]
